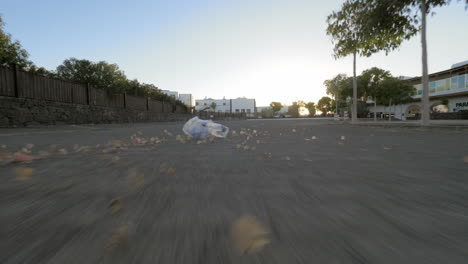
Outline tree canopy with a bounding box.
[317,97,334,116]
[269,102,283,113]
[0,16,32,69]
[304,102,316,117]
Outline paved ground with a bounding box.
[1,119,468,264]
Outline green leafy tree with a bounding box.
[0,16,32,69]
[210,102,217,111]
[304,102,316,117]
[269,102,283,114]
[56,58,128,94]
[344,0,467,125]
[326,0,419,123]
[317,96,334,116]
[288,101,305,118]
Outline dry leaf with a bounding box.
[243,146,250,151]
[383,146,392,150]
[110,199,123,214]
[312,136,317,140]
[167,167,176,175]
[25,143,34,149]
[14,167,34,181]
[106,225,129,251]
[128,169,144,186]
[463,156,468,163]
[75,145,92,153]
[341,136,346,140]
[58,148,68,155]
[20,147,31,154]
[159,163,168,174]
[231,215,270,255]
[110,156,120,164]
[107,139,123,147]
[13,152,40,162]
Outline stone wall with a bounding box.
[0,96,192,127]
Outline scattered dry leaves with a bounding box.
[58,148,68,155]
[167,167,176,175]
[463,156,468,163]
[13,152,40,162]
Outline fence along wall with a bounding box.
[0,65,180,112]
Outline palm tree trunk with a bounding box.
[421,0,430,126]
[352,51,358,124]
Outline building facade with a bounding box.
[369,62,468,119]
[195,97,256,117]
[178,94,194,108]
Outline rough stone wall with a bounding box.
[0,96,192,127]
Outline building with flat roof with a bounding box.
[178,94,194,108]
[369,61,468,119]
[195,97,257,117]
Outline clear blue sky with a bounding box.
[2,0,467,106]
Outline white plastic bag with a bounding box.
[182,117,229,139]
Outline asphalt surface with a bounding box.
[1,119,468,264]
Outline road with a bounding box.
[1,119,468,264]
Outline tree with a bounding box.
[0,16,32,69]
[317,96,334,116]
[269,102,283,114]
[56,58,129,94]
[288,101,305,118]
[360,67,391,121]
[348,0,467,125]
[261,107,274,118]
[326,0,419,123]
[324,73,348,114]
[304,102,316,117]
[210,102,217,111]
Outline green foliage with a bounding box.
[317,97,334,116]
[261,108,274,118]
[304,102,316,117]
[210,102,217,111]
[376,77,415,106]
[269,102,283,113]
[0,16,32,69]
[287,101,305,118]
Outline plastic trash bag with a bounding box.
[183,117,229,139]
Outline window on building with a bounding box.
[235,109,239,112]
[247,109,251,113]
[458,75,465,89]
[196,102,199,106]
[241,109,245,113]
[204,103,207,106]
[451,76,458,90]
[223,103,226,106]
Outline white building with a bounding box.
[195,97,257,117]
[369,61,468,120]
[178,94,194,108]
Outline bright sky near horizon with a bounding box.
[2,0,467,106]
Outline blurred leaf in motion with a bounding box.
[58,148,68,155]
[110,199,123,214]
[110,156,120,164]
[231,215,270,255]
[128,168,144,186]
[106,225,129,252]
[13,152,40,162]
[167,167,176,175]
[14,167,34,181]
